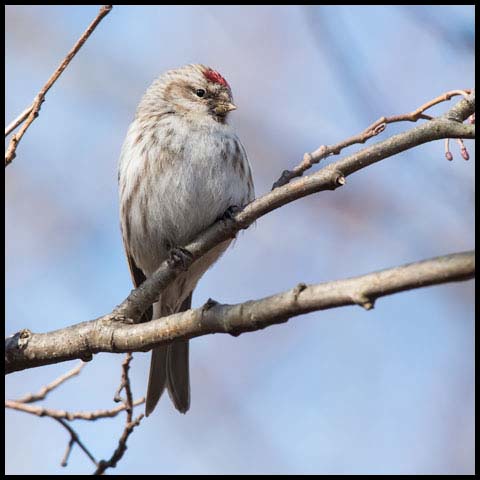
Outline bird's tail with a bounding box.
[145,293,192,416]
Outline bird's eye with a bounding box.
[196,89,206,98]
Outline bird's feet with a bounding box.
[201,298,218,311]
[168,247,193,271]
[219,204,242,222]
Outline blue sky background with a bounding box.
[5,5,474,475]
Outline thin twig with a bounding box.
[5,397,145,420]
[4,5,113,166]
[54,418,97,468]
[94,353,144,475]
[15,361,85,404]
[122,354,134,422]
[114,353,133,404]
[60,436,75,468]
[5,106,33,137]
[93,415,144,475]
[5,355,144,470]
[272,89,472,188]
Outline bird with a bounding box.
[118,64,254,416]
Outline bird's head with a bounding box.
[139,64,236,123]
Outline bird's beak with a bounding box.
[214,102,237,115]
[225,102,237,112]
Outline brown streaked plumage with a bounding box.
[118,64,254,416]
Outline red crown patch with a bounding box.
[203,69,229,88]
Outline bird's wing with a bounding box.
[122,235,153,323]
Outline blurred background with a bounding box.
[5,5,474,475]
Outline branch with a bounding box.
[5,93,475,373]
[5,354,145,470]
[5,251,475,373]
[113,353,134,405]
[272,89,473,188]
[5,361,97,468]
[6,356,144,420]
[55,418,98,468]
[15,361,85,404]
[5,106,33,138]
[4,5,113,166]
[94,353,144,475]
[110,92,475,324]
[5,397,145,420]
[93,415,143,475]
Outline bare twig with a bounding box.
[114,353,133,404]
[272,89,473,188]
[15,361,85,404]
[6,357,144,419]
[5,106,33,138]
[4,5,113,166]
[5,355,145,470]
[5,251,475,372]
[93,414,144,475]
[94,353,144,475]
[60,435,75,467]
[54,418,97,468]
[5,397,145,420]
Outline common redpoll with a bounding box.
[118,64,254,416]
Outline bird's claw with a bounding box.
[168,247,193,271]
[202,298,218,311]
[220,205,242,221]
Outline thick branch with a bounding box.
[5,251,475,373]
[112,93,475,324]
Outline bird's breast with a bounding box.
[120,117,253,274]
